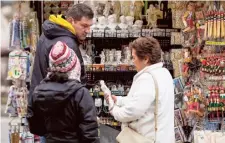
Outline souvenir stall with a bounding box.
[4,1,40,143]
[169,1,225,143]
[3,1,225,143]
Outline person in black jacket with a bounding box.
[27,41,99,143]
[30,3,94,99]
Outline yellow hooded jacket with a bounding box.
[49,15,76,35]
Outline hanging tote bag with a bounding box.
[116,71,159,143]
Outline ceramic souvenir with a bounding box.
[118,16,128,30]
[107,14,117,30]
[133,0,144,20]
[112,1,121,22]
[146,4,157,28]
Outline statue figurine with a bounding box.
[97,16,107,30]
[133,0,144,20]
[146,4,157,28]
[126,16,134,27]
[118,16,128,30]
[121,1,132,16]
[182,1,196,33]
[96,3,105,17]
[103,1,113,17]
[107,14,117,30]
[86,40,94,57]
[112,1,121,23]
[132,20,143,30]
[100,51,106,64]
[90,17,98,31]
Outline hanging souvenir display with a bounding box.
[9,11,39,50]
[9,13,21,48]
[169,1,186,29]
[5,2,39,141]
[21,15,31,49]
[7,50,30,80]
[170,49,183,78]
[29,11,39,53]
[204,5,225,40]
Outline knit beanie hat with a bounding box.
[48,41,81,81]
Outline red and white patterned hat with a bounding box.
[49,41,81,81]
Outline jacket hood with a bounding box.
[42,18,76,39]
[33,80,84,114]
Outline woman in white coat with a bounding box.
[106,37,175,143]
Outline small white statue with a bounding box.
[126,16,134,27]
[111,85,117,91]
[132,20,143,30]
[115,50,122,64]
[117,84,124,93]
[108,51,114,64]
[146,4,157,28]
[100,51,105,64]
[97,16,107,30]
[79,44,92,65]
[118,16,128,30]
[107,14,117,30]
[90,17,98,30]
[86,40,94,57]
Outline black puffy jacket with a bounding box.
[27,79,99,143]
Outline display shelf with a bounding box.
[87,28,179,39]
[85,64,136,72]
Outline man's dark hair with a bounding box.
[66,3,94,21]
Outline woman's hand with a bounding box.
[105,94,117,104]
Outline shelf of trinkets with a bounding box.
[201,55,225,75]
[99,116,122,128]
[87,28,179,38]
[85,64,136,72]
[206,85,225,122]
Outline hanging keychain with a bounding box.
[5,85,18,117]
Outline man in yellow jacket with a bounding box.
[28,3,95,143]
